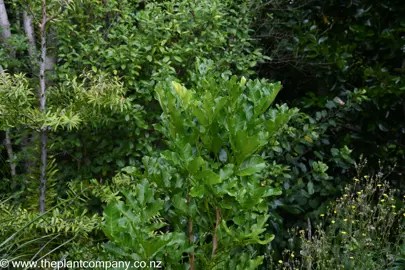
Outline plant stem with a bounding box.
[187,179,195,270]
[307,217,312,270]
[211,206,221,258]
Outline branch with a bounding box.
[307,217,312,269]
[23,0,40,26]
[343,124,361,133]
[45,0,70,24]
[187,181,195,270]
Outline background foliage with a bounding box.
[1,0,405,268]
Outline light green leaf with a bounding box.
[102,203,121,239]
[198,170,221,185]
[237,156,266,176]
[220,164,234,180]
[190,185,206,198]
[187,156,205,175]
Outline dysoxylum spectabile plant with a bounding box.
[102,70,298,269]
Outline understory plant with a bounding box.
[101,70,298,269]
[269,158,405,269]
[0,70,129,261]
[0,189,101,261]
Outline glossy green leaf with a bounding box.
[237,156,266,176]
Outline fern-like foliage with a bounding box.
[0,184,101,261]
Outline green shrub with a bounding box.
[261,88,368,256]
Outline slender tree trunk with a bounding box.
[23,10,36,59]
[4,130,16,177]
[38,0,48,213]
[39,130,47,212]
[22,11,37,174]
[0,0,11,66]
[0,0,11,41]
[0,0,15,60]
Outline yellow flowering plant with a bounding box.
[269,158,405,269]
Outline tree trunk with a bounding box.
[0,0,15,59]
[4,130,16,182]
[22,11,37,174]
[38,0,48,213]
[0,0,11,41]
[39,130,47,213]
[23,11,37,60]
